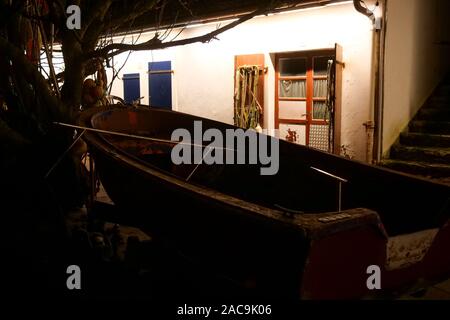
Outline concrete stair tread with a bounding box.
[424,104,450,110]
[381,159,450,178]
[401,132,450,146]
[411,120,450,125]
[387,76,450,174]
[421,107,450,111]
[402,132,450,139]
[409,120,450,134]
[430,97,450,103]
[392,144,450,153]
[382,159,450,170]
[390,144,450,164]
[417,108,450,120]
[424,100,449,108]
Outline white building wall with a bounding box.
[106,45,177,107]
[107,2,374,161]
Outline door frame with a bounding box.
[274,46,342,154]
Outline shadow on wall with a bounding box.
[382,0,450,155]
[437,0,450,44]
[409,0,450,120]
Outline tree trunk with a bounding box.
[61,33,85,115]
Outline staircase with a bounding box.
[382,76,450,184]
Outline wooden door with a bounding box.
[148,61,172,109]
[275,46,342,154]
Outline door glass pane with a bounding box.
[278,100,307,120]
[313,101,330,120]
[310,124,330,151]
[313,79,328,97]
[279,123,306,145]
[279,80,306,98]
[314,56,333,76]
[279,58,307,76]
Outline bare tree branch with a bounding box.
[104,0,161,31]
[80,0,113,39]
[0,36,65,121]
[85,7,269,60]
[0,116,31,147]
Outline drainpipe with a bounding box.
[377,1,387,164]
[353,0,385,164]
[353,0,376,24]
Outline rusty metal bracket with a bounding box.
[147,70,174,74]
[335,60,345,68]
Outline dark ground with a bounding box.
[61,186,450,301]
[0,177,449,302]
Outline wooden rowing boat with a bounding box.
[78,106,450,299]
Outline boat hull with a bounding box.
[79,106,450,299]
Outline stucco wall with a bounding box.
[108,2,375,161]
[382,0,450,155]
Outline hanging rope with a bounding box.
[234,65,262,129]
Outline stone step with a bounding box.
[434,87,450,96]
[400,132,450,148]
[430,95,450,104]
[435,85,450,96]
[390,145,450,164]
[424,101,450,109]
[381,159,450,178]
[433,95,450,102]
[416,108,450,121]
[409,121,450,135]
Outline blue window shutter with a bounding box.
[148,61,172,109]
[123,73,140,104]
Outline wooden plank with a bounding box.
[334,43,343,155]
